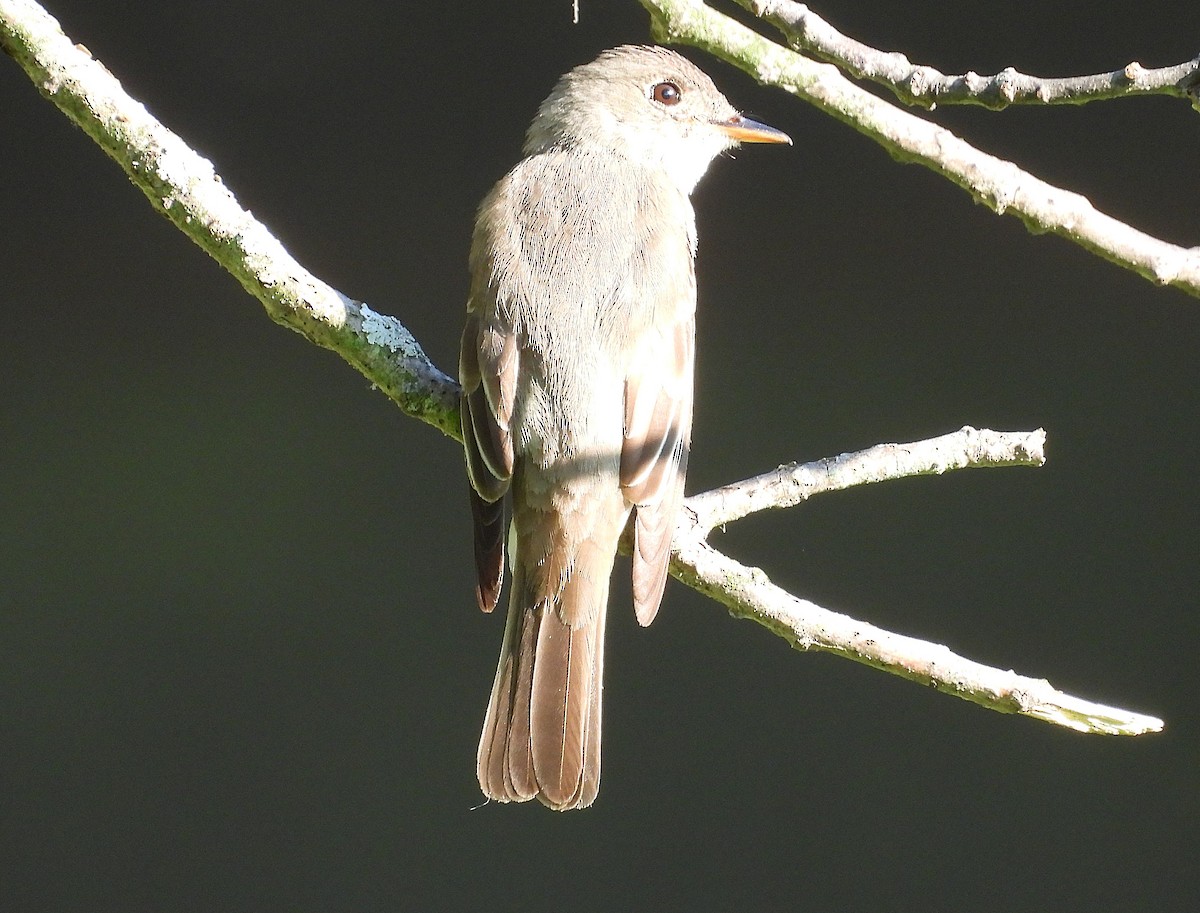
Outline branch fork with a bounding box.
[673,428,1162,737]
[641,0,1200,297]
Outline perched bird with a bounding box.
[460,45,789,810]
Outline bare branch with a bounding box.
[0,0,1162,736]
[669,537,1163,736]
[745,0,1200,111]
[688,426,1046,531]
[640,0,1200,299]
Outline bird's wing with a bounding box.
[620,314,694,626]
[460,306,518,613]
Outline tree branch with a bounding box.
[670,536,1162,736]
[640,0,1200,299]
[745,0,1200,111]
[0,0,1162,736]
[688,425,1046,531]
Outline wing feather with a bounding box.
[460,309,518,612]
[622,317,694,625]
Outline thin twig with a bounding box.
[640,0,1200,298]
[688,426,1045,531]
[746,0,1200,111]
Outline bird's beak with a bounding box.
[716,114,792,145]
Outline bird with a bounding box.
[459,44,790,810]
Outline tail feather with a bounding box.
[529,601,604,809]
[580,600,605,804]
[478,602,537,802]
[505,605,538,798]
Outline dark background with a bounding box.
[3,1,1196,910]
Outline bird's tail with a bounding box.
[476,510,617,810]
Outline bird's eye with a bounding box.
[651,82,682,106]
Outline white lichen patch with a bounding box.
[361,303,426,360]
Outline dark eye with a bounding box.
[651,82,682,106]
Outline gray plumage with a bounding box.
[460,45,789,810]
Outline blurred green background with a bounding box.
[2,2,1196,910]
